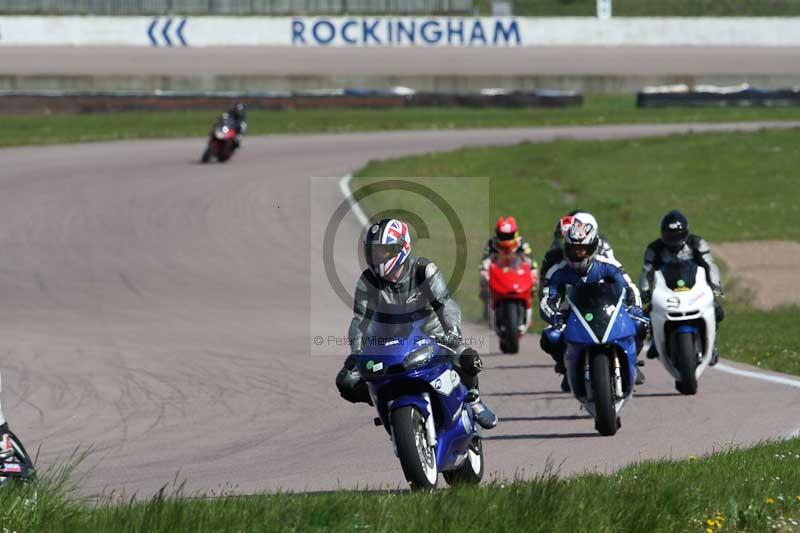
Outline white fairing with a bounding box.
[650,265,717,381]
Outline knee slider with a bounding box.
[459,348,483,376]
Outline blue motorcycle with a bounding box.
[560,282,639,436]
[358,320,484,490]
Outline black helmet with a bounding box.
[660,210,689,250]
[231,102,246,117]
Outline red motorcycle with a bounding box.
[488,254,536,354]
[201,115,239,163]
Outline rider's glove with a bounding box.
[627,305,646,320]
[343,351,361,370]
[438,333,463,351]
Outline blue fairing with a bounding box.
[357,319,477,472]
[676,324,699,334]
[563,283,638,397]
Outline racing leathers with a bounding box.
[337,255,497,428]
[639,235,723,315]
[539,256,645,375]
[480,238,539,309]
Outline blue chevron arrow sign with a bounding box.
[147,17,188,47]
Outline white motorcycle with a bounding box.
[649,259,716,395]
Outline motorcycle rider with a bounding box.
[639,210,724,365]
[212,102,248,148]
[539,212,647,392]
[479,216,539,319]
[228,102,248,138]
[336,218,498,429]
[539,210,619,300]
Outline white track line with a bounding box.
[337,174,369,226]
[714,362,800,389]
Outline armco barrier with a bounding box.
[637,85,800,107]
[0,88,582,113]
[2,16,800,46]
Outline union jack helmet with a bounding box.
[364,218,412,279]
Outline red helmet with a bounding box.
[495,216,520,251]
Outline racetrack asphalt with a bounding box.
[1,121,799,497]
[3,46,800,76]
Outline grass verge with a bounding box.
[2,438,799,532]
[5,95,800,147]
[351,128,800,375]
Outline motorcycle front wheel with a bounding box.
[391,406,438,490]
[590,352,619,436]
[673,331,699,395]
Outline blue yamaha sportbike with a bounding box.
[562,282,639,436]
[358,319,484,490]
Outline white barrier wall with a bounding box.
[2,16,800,47]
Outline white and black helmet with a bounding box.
[563,212,599,274]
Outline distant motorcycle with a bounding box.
[0,431,35,486]
[555,282,639,436]
[487,254,535,354]
[358,319,484,490]
[649,259,716,395]
[201,116,239,163]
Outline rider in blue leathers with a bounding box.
[539,212,646,392]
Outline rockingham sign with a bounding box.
[291,18,522,46]
[1,16,800,47]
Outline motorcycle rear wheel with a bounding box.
[443,438,484,486]
[497,300,522,354]
[391,406,438,490]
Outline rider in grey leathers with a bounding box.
[335,218,498,429]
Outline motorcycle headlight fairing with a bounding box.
[402,344,435,370]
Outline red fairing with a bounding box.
[488,255,534,310]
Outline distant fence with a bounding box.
[0,0,472,15]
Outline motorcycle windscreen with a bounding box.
[362,318,429,358]
[659,259,699,290]
[566,282,625,343]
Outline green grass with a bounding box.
[6,95,800,147]
[2,438,800,531]
[478,0,800,16]
[720,305,800,376]
[351,128,800,374]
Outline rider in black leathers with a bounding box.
[335,218,498,429]
[639,210,724,365]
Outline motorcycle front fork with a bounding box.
[584,353,624,400]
